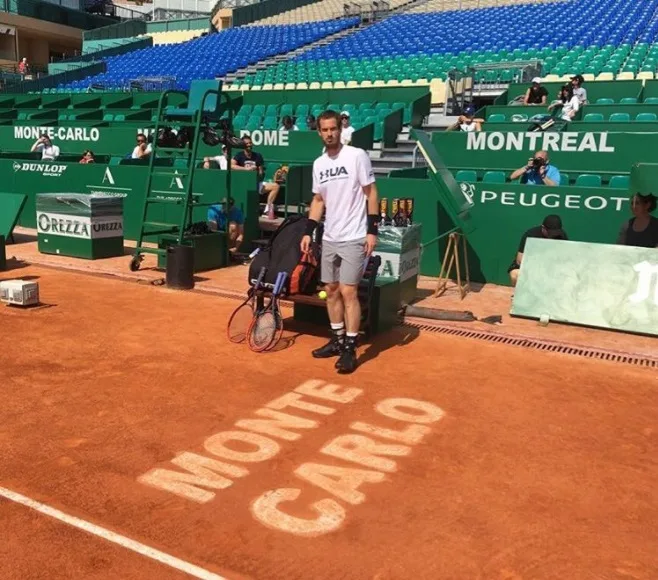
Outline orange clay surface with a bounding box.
[1,264,657,580]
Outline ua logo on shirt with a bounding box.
[319,166,348,183]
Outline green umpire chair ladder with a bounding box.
[129,80,236,271]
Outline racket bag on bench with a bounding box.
[248,215,321,295]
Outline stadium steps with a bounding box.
[222,23,364,84]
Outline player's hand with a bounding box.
[526,157,534,169]
[300,235,311,254]
[539,164,547,177]
[364,234,377,257]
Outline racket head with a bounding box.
[227,300,254,343]
[264,272,287,351]
[247,310,277,352]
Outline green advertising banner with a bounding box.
[432,131,658,175]
[511,238,658,337]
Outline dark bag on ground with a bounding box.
[248,215,321,295]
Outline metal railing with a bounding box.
[0,0,118,28]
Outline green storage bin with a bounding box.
[36,193,124,259]
[157,232,227,272]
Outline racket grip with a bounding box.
[274,271,288,295]
[249,247,261,259]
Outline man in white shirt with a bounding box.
[203,145,228,169]
[339,111,355,145]
[571,74,588,105]
[301,110,379,373]
[30,134,60,160]
[131,133,152,159]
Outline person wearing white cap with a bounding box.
[340,110,355,144]
[524,77,548,106]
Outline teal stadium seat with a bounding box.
[609,112,631,122]
[584,113,605,122]
[644,97,658,104]
[488,114,506,122]
[636,112,657,121]
[483,171,506,183]
[609,175,630,188]
[560,172,570,186]
[576,174,602,187]
[456,170,478,182]
[596,98,615,104]
[620,97,638,104]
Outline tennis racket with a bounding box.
[227,266,266,343]
[247,271,287,352]
[264,271,288,352]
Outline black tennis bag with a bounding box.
[248,215,321,294]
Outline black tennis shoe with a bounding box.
[312,335,343,358]
[335,336,358,374]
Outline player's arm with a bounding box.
[301,193,324,253]
[231,156,250,170]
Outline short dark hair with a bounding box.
[242,135,252,143]
[136,133,146,140]
[635,193,657,213]
[317,110,341,127]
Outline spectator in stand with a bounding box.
[79,150,95,164]
[280,115,299,131]
[450,104,483,131]
[131,133,151,159]
[207,196,244,256]
[30,134,60,160]
[524,77,548,106]
[510,150,561,186]
[508,215,569,286]
[617,193,658,248]
[571,74,588,105]
[18,57,28,77]
[340,111,355,144]
[232,135,280,219]
[203,145,228,169]
[548,84,580,122]
[307,114,317,131]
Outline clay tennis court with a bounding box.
[1,264,657,580]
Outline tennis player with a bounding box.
[300,110,379,373]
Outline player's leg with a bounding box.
[335,240,367,374]
[508,262,520,287]
[227,222,239,253]
[313,241,345,359]
[261,183,280,218]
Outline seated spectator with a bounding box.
[79,150,95,164]
[30,134,60,160]
[524,77,548,106]
[307,114,318,131]
[456,104,483,132]
[231,135,280,220]
[509,150,561,186]
[207,197,244,255]
[617,193,658,248]
[280,115,299,131]
[203,145,228,169]
[571,74,588,105]
[508,215,568,286]
[131,133,151,159]
[548,84,579,122]
[340,111,355,144]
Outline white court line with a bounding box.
[0,486,227,580]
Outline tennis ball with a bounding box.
[318,290,327,300]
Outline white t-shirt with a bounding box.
[132,143,152,159]
[312,145,375,243]
[340,125,355,145]
[209,155,228,169]
[36,143,60,160]
[459,122,477,132]
[573,86,587,104]
[561,96,580,121]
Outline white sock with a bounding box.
[330,322,345,338]
[346,331,358,338]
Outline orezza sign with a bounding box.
[37,212,123,239]
[14,126,100,142]
[466,131,615,153]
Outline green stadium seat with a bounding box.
[455,170,478,182]
[636,112,657,122]
[265,104,278,117]
[237,105,252,117]
[114,114,126,121]
[584,113,605,122]
[620,97,638,104]
[609,175,630,189]
[103,114,114,122]
[596,98,614,104]
[263,116,278,130]
[173,158,188,168]
[575,174,602,187]
[644,97,658,104]
[295,104,309,117]
[375,103,390,112]
[560,172,570,186]
[488,113,506,122]
[358,102,374,111]
[280,104,294,117]
[361,108,376,118]
[609,112,631,122]
[246,119,260,131]
[482,171,506,184]
[252,104,266,115]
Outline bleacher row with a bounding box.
[455,170,630,189]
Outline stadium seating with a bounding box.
[62,19,359,90]
[241,0,658,87]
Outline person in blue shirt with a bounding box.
[510,150,561,186]
[207,197,244,256]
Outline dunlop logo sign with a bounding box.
[37,212,123,240]
[13,162,67,177]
